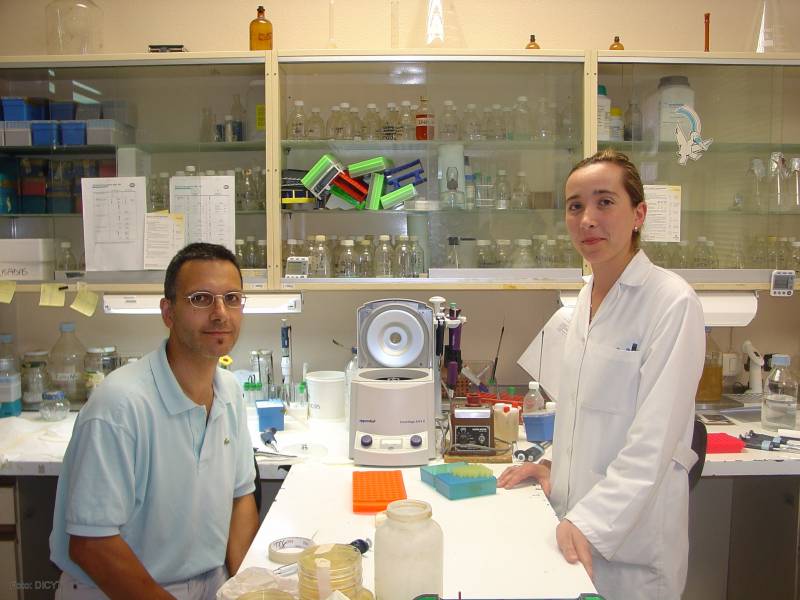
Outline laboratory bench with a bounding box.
[1,411,800,599]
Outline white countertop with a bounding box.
[2,409,799,478]
[241,461,597,599]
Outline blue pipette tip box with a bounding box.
[420,463,496,500]
[256,400,285,431]
[420,462,468,486]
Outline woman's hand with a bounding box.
[497,460,551,496]
[556,519,593,579]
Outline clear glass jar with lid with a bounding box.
[40,390,70,421]
[22,351,50,407]
[375,499,443,600]
[476,239,495,268]
[45,0,103,54]
[511,238,535,268]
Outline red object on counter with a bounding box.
[465,392,525,423]
[706,432,745,454]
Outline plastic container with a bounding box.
[297,544,372,600]
[31,121,61,146]
[0,238,55,280]
[306,370,345,419]
[49,100,77,120]
[246,79,267,141]
[256,399,285,431]
[493,403,519,447]
[523,407,556,442]
[86,119,134,145]
[39,390,70,421]
[21,351,49,407]
[375,499,443,600]
[0,355,22,418]
[1,97,47,121]
[101,100,136,127]
[60,120,87,145]
[49,322,86,406]
[75,102,102,120]
[352,470,407,513]
[644,75,695,143]
[609,107,624,141]
[597,85,611,141]
[761,354,798,431]
[4,121,32,146]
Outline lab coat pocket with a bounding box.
[577,340,642,475]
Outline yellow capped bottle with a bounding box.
[525,34,540,49]
[249,5,273,50]
[609,35,624,50]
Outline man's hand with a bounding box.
[497,460,551,495]
[556,519,593,579]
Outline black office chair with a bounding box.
[689,419,707,491]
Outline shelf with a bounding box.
[280,278,585,291]
[1,210,267,219]
[281,207,563,216]
[598,141,800,155]
[118,141,265,154]
[282,139,579,152]
[0,145,116,156]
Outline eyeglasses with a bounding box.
[184,291,247,310]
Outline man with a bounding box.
[50,243,259,600]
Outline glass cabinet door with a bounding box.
[597,54,800,284]
[0,54,267,286]
[277,53,584,286]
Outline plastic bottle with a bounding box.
[249,5,273,50]
[495,170,510,210]
[696,328,723,403]
[525,34,540,49]
[409,236,425,277]
[288,100,306,139]
[0,334,21,417]
[309,234,332,278]
[305,107,324,139]
[493,403,519,446]
[57,241,78,271]
[49,322,86,406]
[609,35,625,50]
[609,107,624,141]
[415,96,435,140]
[523,381,545,414]
[597,85,611,141]
[762,354,798,431]
[510,171,530,209]
[375,499,443,600]
[623,101,643,141]
[231,94,246,141]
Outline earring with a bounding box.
[633,226,639,232]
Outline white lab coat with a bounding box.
[549,251,705,600]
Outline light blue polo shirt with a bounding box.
[50,339,255,586]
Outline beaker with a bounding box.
[46,0,103,55]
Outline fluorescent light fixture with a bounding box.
[103,293,303,315]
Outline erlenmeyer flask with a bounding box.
[413,0,465,48]
[46,0,103,55]
[750,0,794,52]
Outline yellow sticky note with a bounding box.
[40,283,66,307]
[0,281,16,304]
[70,283,99,317]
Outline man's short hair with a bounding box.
[164,243,242,300]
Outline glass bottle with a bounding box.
[0,334,21,418]
[257,239,267,268]
[535,98,554,140]
[495,239,512,267]
[415,96,435,141]
[241,168,259,211]
[393,235,412,277]
[374,235,394,277]
[540,239,557,268]
[445,236,460,268]
[495,170,510,210]
[511,239,535,268]
[706,240,720,269]
[409,236,425,277]
[231,94,246,141]
[490,104,505,140]
[336,239,358,278]
[508,171,530,210]
[364,103,383,140]
[49,321,86,407]
[21,350,49,408]
[234,239,246,266]
[249,5,273,50]
[609,35,625,50]
[396,100,414,141]
[309,234,332,278]
[384,102,400,140]
[57,241,78,271]
[337,102,353,139]
[46,0,103,55]
[761,354,798,431]
[476,240,494,268]
[356,239,374,277]
[525,34,540,49]
[623,101,643,141]
[306,107,324,139]
[349,107,364,140]
[288,100,306,139]
[696,328,723,403]
[439,100,459,141]
[513,96,532,141]
[768,151,789,213]
[463,104,482,141]
[325,105,340,139]
[375,500,443,600]
[242,236,257,268]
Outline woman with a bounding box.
[499,149,704,600]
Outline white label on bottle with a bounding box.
[53,371,80,383]
[0,375,22,404]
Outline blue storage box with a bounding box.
[31,121,60,146]
[22,196,47,213]
[523,411,556,442]
[256,400,285,431]
[47,194,73,214]
[60,121,86,145]
[1,97,47,121]
[49,101,77,120]
[75,102,102,120]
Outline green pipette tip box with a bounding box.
[380,183,416,209]
[301,153,343,191]
[347,156,393,177]
[329,185,364,209]
[366,173,385,210]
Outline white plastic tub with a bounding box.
[4,121,31,146]
[86,120,134,145]
[0,238,56,280]
[306,370,346,420]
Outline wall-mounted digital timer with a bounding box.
[770,270,795,297]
